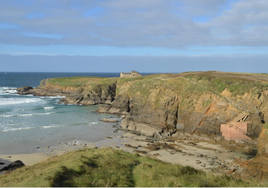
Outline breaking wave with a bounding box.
[0,112,55,118]
[1,124,67,132]
[0,97,44,106]
[44,106,55,110]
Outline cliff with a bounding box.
[25,72,268,138]
[17,71,268,181]
[22,71,268,180]
[99,72,267,139]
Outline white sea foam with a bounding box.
[0,112,55,118]
[24,94,34,97]
[90,122,98,125]
[5,123,22,127]
[1,127,33,132]
[0,87,17,95]
[1,124,65,132]
[40,96,65,99]
[0,97,43,106]
[41,125,65,129]
[44,106,55,110]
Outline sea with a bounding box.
[0,72,151,155]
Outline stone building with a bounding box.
[120,70,142,78]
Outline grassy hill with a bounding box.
[0,148,262,187]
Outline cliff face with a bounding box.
[27,77,117,104]
[21,71,268,180]
[27,72,268,139]
[97,72,266,138]
[63,82,116,105]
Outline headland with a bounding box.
[2,71,268,185]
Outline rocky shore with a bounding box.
[13,71,268,181]
[0,126,253,177]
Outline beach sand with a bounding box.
[0,131,249,174]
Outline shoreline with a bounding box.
[0,131,251,175]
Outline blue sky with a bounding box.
[0,0,268,72]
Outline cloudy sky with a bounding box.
[0,0,268,73]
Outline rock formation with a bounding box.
[63,82,116,105]
[19,72,266,139]
[16,86,33,94]
[18,71,268,180]
[0,160,25,173]
[235,125,268,181]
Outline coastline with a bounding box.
[2,71,266,180]
[0,130,250,175]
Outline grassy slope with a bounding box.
[0,148,262,187]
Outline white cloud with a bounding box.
[0,0,267,47]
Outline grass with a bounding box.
[48,77,95,88]
[48,77,117,88]
[182,71,268,96]
[0,148,264,187]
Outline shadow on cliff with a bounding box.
[242,148,258,159]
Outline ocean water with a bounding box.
[0,72,139,155]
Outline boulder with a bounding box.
[0,160,25,172]
[100,118,119,123]
[16,86,33,93]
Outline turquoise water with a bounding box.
[0,72,130,155]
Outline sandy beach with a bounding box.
[0,130,251,175]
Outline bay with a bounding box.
[0,72,146,155]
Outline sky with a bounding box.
[0,0,268,73]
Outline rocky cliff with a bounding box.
[97,72,266,139]
[24,72,268,139]
[19,71,268,180]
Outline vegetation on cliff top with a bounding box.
[47,72,268,112]
[48,76,117,88]
[47,72,268,97]
[181,71,268,96]
[0,148,262,187]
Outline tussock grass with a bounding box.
[0,148,263,187]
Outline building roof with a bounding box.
[131,70,139,73]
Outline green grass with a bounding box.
[48,77,117,89]
[0,148,264,187]
[46,72,268,97]
[48,77,96,88]
[183,71,268,96]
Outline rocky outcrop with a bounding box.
[100,118,119,123]
[232,126,268,181]
[62,82,117,105]
[0,160,25,173]
[97,96,130,114]
[16,86,33,94]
